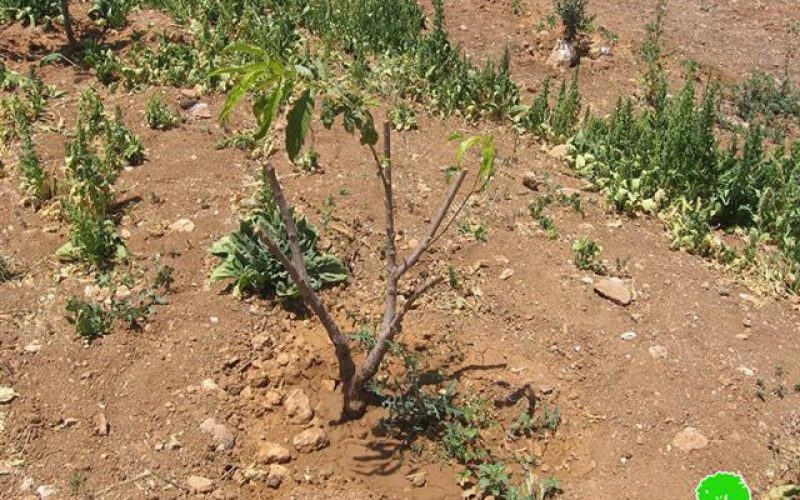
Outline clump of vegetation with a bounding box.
[733,70,800,128]
[209,175,349,298]
[572,236,605,273]
[514,73,583,141]
[89,0,136,28]
[639,0,667,106]
[56,89,142,269]
[0,0,60,26]
[553,0,593,42]
[17,124,54,204]
[65,265,173,343]
[388,103,417,131]
[458,219,488,242]
[145,94,179,130]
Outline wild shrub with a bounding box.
[733,71,800,128]
[17,124,53,203]
[639,0,667,107]
[58,91,141,268]
[553,0,594,42]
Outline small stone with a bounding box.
[620,331,637,341]
[257,442,291,464]
[36,485,57,498]
[499,268,514,281]
[201,379,219,391]
[243,468,267,482]
[0,386,17,404]
[548,144,569,160]
[672,427,708,452]
[246,370,270,388]
[189,102,212,119]
[169,218,195,233]
[522,172,540,191]
[648,345,668,359]
[266,464,290,488]
[285,389,314,425]
[737,366,755,377]
[406,471,426,488]
[320,379,337,392]
[594,278,632,306]
[166,434,182,450]
[94,413,109,436]
[264,390,283,407]
[293,428,329,453]
[187,475,215,493]
[199,417,235,451]
[23,342,41,354]
[59,418,78,429]
[742,317,753,328]
[276,353,290,367]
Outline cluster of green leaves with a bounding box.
[639,0,667,106]
[357,325,560,499]
[0,66,57,142]
[530,196,560,239]
[553,0,594,42]
[572,236,605,273]
[513,73,583,141]
[572,72,800,291]
[89,0,137,28]
[733,70,800,133]
[57,89,143,269]
[0,0,59,26]
[210,173,348,298]
[145,94,179,130]
[65,264,173,343]
[17,124,53,204]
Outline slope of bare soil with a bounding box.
[1,1,800,499]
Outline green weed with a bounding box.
[89,0,136,28]
[458,220,488,242]
[554,0,594,42]
[209,174,348,298]
[572,236,605,273]
[145,94,179,130]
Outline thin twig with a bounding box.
[95,470,153,497]
[397,169,468,277]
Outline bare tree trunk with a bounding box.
[61,0,77,49]
[255,123,475,420]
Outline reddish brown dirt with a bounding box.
[2,1,800,499]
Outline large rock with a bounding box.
[293,428,329,453]
[199,417,235,451]
[256,442,291,464]
[672,427,708,452]
[546,39,578,68]
[285,389,314,425]
[593,278,632,306]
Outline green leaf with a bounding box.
[479,138,496,182]
[252,82,285,140]
[222,43,269,60]
[455,135,482,167]
[286,89,314,162]
[218,69,261,124]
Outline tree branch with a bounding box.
[355,275,443,386]
[397,169,468,277]
[256,164,356,391]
